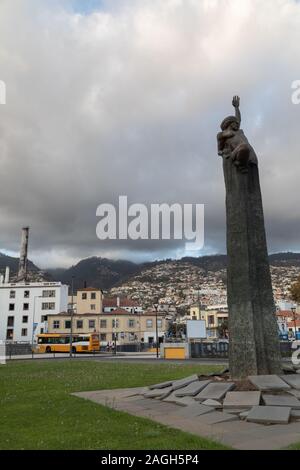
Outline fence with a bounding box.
[190,341,294,359]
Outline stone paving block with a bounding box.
[162,392,195,406]
[171,374,199,391]
[195,382,235,400]
[248,375,291,391]
[200,399,223,408]
[291,410,300,419]
[281,374,300,390]
[175,380,211,397]
[246,406,291,425]
[223,391,261,409]
[287,389,300,399]
[148,380,173,390]
[144,386,173,399]
[225,408,249,415]
[262,394,300,409]
[174,403,214,419]
[195,411,239,425]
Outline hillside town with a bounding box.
[1,228,300,353]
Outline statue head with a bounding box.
[221,116,239,131]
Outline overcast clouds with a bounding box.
[0,0,300,268]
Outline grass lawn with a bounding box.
[0,359,230,450]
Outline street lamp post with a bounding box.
[292,306,297,339]
[70,276,74,358]
[32,295,42,357]
[153,300,159,359]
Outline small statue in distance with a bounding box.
[217,96,258,173]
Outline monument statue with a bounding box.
[218,96,282,379]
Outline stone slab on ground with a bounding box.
[175,380,211,397]
[144,386,173,399]
[281,375,300,390]
[195,411,239,425]
[174,403,214,419]
[246,406,291,425]
[239,411,249,420]
[223,391,261,410]
[148,380,173,390]
[287,389,300,399]
[200,399,222,408]
[291,410,300,419]
[248,375,291,391]
[225,408,250,415]
[162,392,195,407]
[195,382,235,401]
[262,394,300,409]
[171,374,199,391]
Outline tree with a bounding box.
[290,277,300,304]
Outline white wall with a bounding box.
[0,281,68,343]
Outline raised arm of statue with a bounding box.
[232,95,241,125]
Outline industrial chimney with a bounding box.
[18,227,29,282]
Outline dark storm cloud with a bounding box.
[0,0,300,267]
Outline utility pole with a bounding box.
[70,276,74,358]
[154,299,159,359]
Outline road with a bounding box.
[3,352,228,366]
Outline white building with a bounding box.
[0,280,68,343]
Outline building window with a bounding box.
[41,315,48,322]
[42,302,55,310]
[208,315,214,326]
[9,290,15,299]
[21,328,28,337]
[53,320,60,329]
[40,328,44,334]
[128,319,135,328]
[91,304,96,310]
[112,319,119,328]
[77,320,83,329]
[91,292,96,300]
[82,293,87,300]
[24,290,30,298]
[100,333,106,341]
[23,303,29,311]
[6,329,13,340]
[22,316,28,323]
[9,304,15,311]
[65,320,71,329]
[157,319,162,328]
[146,319,153,328]
[7,316,14,327]
[42,290,56,298]
[100,320,107,328]
[89,320,95,329]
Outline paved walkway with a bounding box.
[73,387,300,450]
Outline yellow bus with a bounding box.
[37,333,100,353]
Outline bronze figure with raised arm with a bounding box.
[217,96,258,173]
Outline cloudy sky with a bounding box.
[0,0,300,268]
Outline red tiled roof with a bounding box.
[288,320,300,328]
[103,297,139,307]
